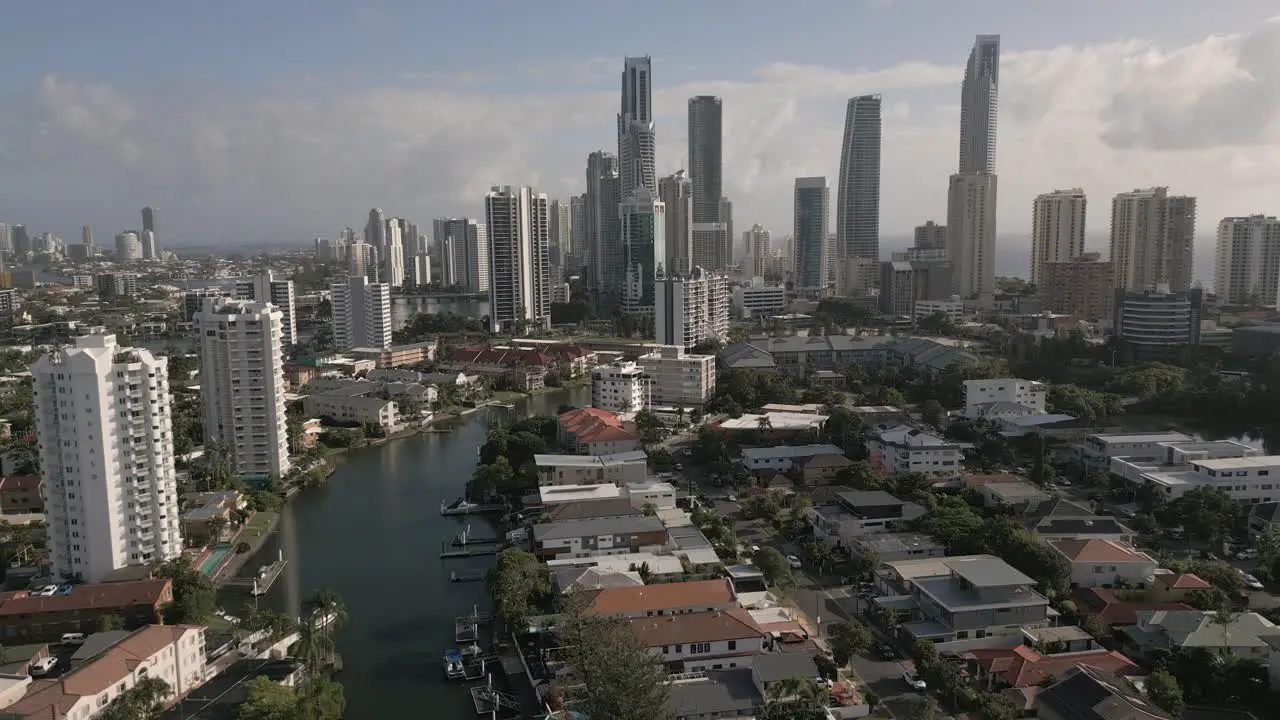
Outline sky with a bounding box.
[2,0,1280,259]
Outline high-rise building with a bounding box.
[434,218,489,294]
[569,195,588,275]
[620,188,666,314]
[234,271,298,346]
[95,273,139,299]
[183,288,224,321]
[959,35,1001,175]
[1109,188,1197,291]
[914,221,947,250]
[719,196,734,264]
[618,57,656,200]
[585,151,621,292]
[688,96,722,226]
[141,206,158,237]
[1114,287,1203,359]
[1215,215,1280,306]
[140,230,158,260]
[835,94,883,261]
[1042,253,1115,321]
[365,208,386,252]
[31,333,183,581]
[692,224,730,272]
[194,298,291,477]
[11,225,30,257]
[383,219,405,288]
[80,225,94,253]
[793,177,831,294]
[331,275,392,350]
[486,186,552,333]
[0,223,11,254]
[744,224,773,278]
[945,173,997,297]
[549,199,572,277]
[655,267,729,350]
[1030,189,1087,286]
[115,231,141,262]
[658,171,694,275]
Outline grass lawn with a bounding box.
[239,511,278,546]
[491,390,525,402]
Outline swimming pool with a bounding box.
[199,544,232,576]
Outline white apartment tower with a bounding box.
[1215,215,1280,306]
[1030,189,1087,286]
[1109,188,1198,291]
[655,266,729,350]
[194,298,291,477]
[946,173,997,297]
[659,171,694,275]
[330,275,392,350]
[383,219,405,288]
[234,271,298,346]
[745,224,773,278]
[591,362,648,413]
[434,218,489,293]
[486,186,552,333]
[31,334,183,582]
[618,57,656,200]
[835,94,883,261]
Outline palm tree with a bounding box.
[293,619,335,675]
[304,588,348,634]
[97,676,172,720]
[760,676,828,719]
[756,415,773,433]
[675,406,686,427]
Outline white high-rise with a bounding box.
[1215,215,1280,306]
[655,266,730,350]
[549,199,572,276]
[194,298,291,477]
[331,275,392,350]
[31,333,182,581]
[618,57,656,200]
[434,218,489,293]
[383,219,405,288]
[946,173,997,297]
[659,171,694,275]
[745,224,773,278]
[959,35,1001,174]
[486,186,552,333]
[115,232,141,262]
[234,271,297,347]
[835,94,883,261]
[1030,189,1087,286]
[1109,188,1198,291]
[140,230,158,260]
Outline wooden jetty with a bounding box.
[440,524,503,559]
[451,524,500,546]
[225,550,287,596]
[469,674,521,717]
[451,569,486,583]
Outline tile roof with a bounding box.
[1072,588,1194,626]
[0,475,41,491]
[1050,539,1154,563]
[541,499,642,523]
[0,579,171,616]
[558,407,639,444]
[628,608,765,647]
[1154,572,1211,590]
[968,645,1141,688]
[589,579,736,616]
[1034,664,1170,720]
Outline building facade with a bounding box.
[945,173,997,297]
[486,185,552,333]
[434,218,490,293]
[591,362,647,413]
[1113,287,1203,355]
[1041,253,1115,321]
[330,275,392,351]
[658,171,694,275]
[793,177,830,295]
[835,94,883,261]
[233,271,297,346]
[1110,187,1197,291]
[637,345,716,410]
[1030,189,1087,286]
[655,267,729,350]
[1215,215,1280,306]
[620,188,666,314]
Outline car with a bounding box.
[787,555,803,569]
[725,493,737,502]
[902,670,927,690]
[29,657,57,676]
[875,643,897,660]
[1237,549,1259,560]
[750,545,762,556]
[60,633,86,645]
[1243,574,1265,591]
[32,585,57,597]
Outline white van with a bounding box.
[60,633,86,645]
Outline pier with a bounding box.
[440,524,503,559]
[440,499,507,516]
[451,524,500,546]
[225,550,287,596]
[469,675,521,717]
[455,607,493,643]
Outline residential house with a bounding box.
[551,566,644,594]
[556,408,642,456]
[625,481,677,510]
[1034,516,1135,545]
[1118,610,1280,663]
[1107,439,1257,488]
[588,578,738,618]
[0,476,42,514]
[665,652,869,720]
[1033,664,1171,720]
[855,533,945,563]
[0,580,174,644]
[1147,571,1212,602]
[629,608,769,672]
[1049,539,1158,589]
[963,378,1047,416]
[867,425,963,478]
[1133,455,1280,503]
[534,451,649,487]
[806,491,927,549]
[1070,587,1194,628]
[966,644,1141,692]
[540,499,642,523]
[530,516,667,561]
[973,479,1055,514]
[739,444,845,473]
[792,453,854,486]
[179,490,245,544]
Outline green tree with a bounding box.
[826,621,870,667]
[97,676,171,720]
[753,547,794,587]
[238,676,301,720]
[293,620,336,676]
[905,695,941,720]
[558,593,672,720]
[468,456,515,501]
[1147,668,1185,716]
[920,399,944,427]
[486,548,549,631]
[98,614,124,632]
[153,558,216,624]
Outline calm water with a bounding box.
[222,385,589,716]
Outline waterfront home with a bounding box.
[531,516,667,561]
[1117,610,1280,663]
[540,499,643,523]
[1032,665,1169,720]
[665,651,870,720]
[180,490,245,544]
[301,386,401,434]
[2,625,206,718]
[534,451,648,487]
[1048,539,1158,589]
[556,408,642,455]
[550,566,644,594]
[629,608,769,672]
[0,475,42,514]
[0,579,173,644]
[587,578,738,618]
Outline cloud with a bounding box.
[4,18,1280,254]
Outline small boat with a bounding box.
[443,649,465,679]
[492,402,515,409]
[444,498,478,512]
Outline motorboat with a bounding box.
[443,649,465,679]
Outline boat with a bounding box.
[491,402,515,409]
[443,498,478,512]
[443,649,465,679]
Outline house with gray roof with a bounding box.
[531,515,668,561]
[1117,610,1280,663]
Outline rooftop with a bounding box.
[837,490,904,508]
[968,645,1141,688]
[533,515,665,541]
[537,484,624,504]
[740,444,844,461]
[665,669,761,719]
[589,579,736,616]
[1193,455,1280,471]
[1089,431,1194,446]
[751,651,820,683]
[541,499,641,523]
[629,608,765,647]
[534,450,648,468]
[719,412,828,432]
[1050,539,1155,564]
[858,532,944,555]
[0,579,170,616]
[874,424,957,448]
[1035,516,1132,536]
[946,555,1037,588]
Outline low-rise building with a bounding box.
[1078,431,1194,472]
[867,425,963,477]
[556,408,642,455]
[854,533,945,563]
[625,481,677,510]
[966,644,1140,692]
[963,378,1047,416]
[806,491,927,549]
[0,476,42,514]
[591,361,647,413]
[913,298,964,324]
[179,491,245,544]
[1118,610,1280,663]
[973,480,1054,514]
[637,345,716,410]
[732,283,788,319]
[1071,587,1194,628]
[1108,439,1258,486]
[1033,515,1135,545]
[540,499,642,523]
[0,580,173,644]
[348,339,437,368]
[629,608,769,672]
[1049,539,1158,589]
[1139,455,1280,502]
[739,444,846,473]
[534,451,649,487]
[588,578,738,618]
[1034,665,1170,720]
[530,516,668,561]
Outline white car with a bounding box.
[903,670,927,691]
[33,586,57,597]
[787,555,803,570]
[1237,549,1259,561]
[1243,574,1265,591]
[29,657,57,677]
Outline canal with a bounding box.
[221,384,590,715]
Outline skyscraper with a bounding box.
[959,35,1001,174]
[793,177,831,294]
[914,221,947,250]
[195,298,291,478]
[434,218,489,293]
[383,218,405,288]
[655,267,730,350]
[549,199,572,277]
[744,224,773,278]
[1215,215,1280,306]
[365,208,386,251]
[141,206,158,237]
[585,151,621,292]
[569,195,587,275]
[618,57,656,200]
[331,275,392,350]
[1030,189,1087,286]
[235,270,298,346]
[140,230,158,260]
[115,231,141,262]
[688,96,723,225]
[620,187,666,313]
[946,173,997,297]
[1109,187,1197,291]
[835,94,883,261]
[486,186,552,333]
[659,171,694,275]
[81,225,94,252]
[31,334,183,581]
[11,225,29,257]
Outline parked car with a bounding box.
[1237,549,1259,561]
[1243,573,1265,591]
[875,643,897,660]
[29,657,57,676]
[903,670,927,690]
[787,555,803,570]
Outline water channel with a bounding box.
[220,384,590,716]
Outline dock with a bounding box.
[451,569,486,583]
[440,499,506,516]
[451,524,500,546]
[225,550,287,596]
[455,608,493,643]
[440,524,503,559]
[469,675,521,717]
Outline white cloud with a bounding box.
[4,18,1280,252]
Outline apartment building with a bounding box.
[637,345,715,410]
[739,444,846,473]
[30,334,183,582]
[1041,253,1115,321]
[868,425,963,477]
[0,579,173,643]
[531,516,667,560]
[557,408,642,455]
[1030,189,1087,286]
[1078,431,1195,472]
[234,271,297,346]
[654,267,729,350]
[963,378,1046,416]
[347,340,438,369]
[591,361,646,412]
[301,385,401,434]
[913,297,964,324]
[1108,439,1258,485]
[1138,455,1280,502]
[1110,187,1197,291]
[588,578,738,618]
[806,490,927,548]
[194,298,291,478]
[534,451,648,487]
[1113,287,1203,356]
[330,275,392,351]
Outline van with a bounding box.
[60,633,86,645]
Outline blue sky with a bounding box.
[2,1,1279,278]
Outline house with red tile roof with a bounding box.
[557,408,641,455]
[1072,587,1195,626]
[0,579,173,644]
[1148,571,1212,602]
[1049,539,1158,589]
[966,644,1142,691]
[589,579,738,618]
[0,475,43,514]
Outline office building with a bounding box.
[194,298,291,477]
[945,173,997,297]
[486,186,552,333]
[688,96,722,225]
[793,177,830,295]
[1030,189,1087,286]
[434,218,489,293]
[659,171,694,275]
[234,271,298,346]
[655,267,729,350]
[11,225,29,257]
[618,56,656,200]
[586,151,622,291]
[733,278,788,319]
[331,275,392,350]
[0,223,10,253]
[745,224,773,278]
[879,262,916,317]
[959,35,1001,174]
[115,232,141,263]
[914,221,947,250]
[1113,286,1203,355]
[835,94,883,261]
[31,334,183,582]
[1110,188,1197,291]
[1041,253,1115,321]
[620,188,666,314]
[1215,215,1280,306]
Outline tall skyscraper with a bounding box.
[914,221,947,250]
[793,177,831,294]
[569,195,587,275]
[486,186,552,333]
[195,298,291,477]
[383,218,405,288]
[1030,189,1087,286]
[80,225,94,252]
[140,230,158,260]
[11,225,30,257]
[688,95,723,226]
[549,199,572,277]
[744,225,773,278]
[945,173,997,297]
[31,334,182,581]
[331,275,392,350]
[959,35,1001,174]
[115,231,141,262]
[659,171,694,275]
[620,187,666,313]
[1215,215,1280,306]
[235,271,298,346]
[0,224,10,254]
[1109,187,1197,291]
[618,57,657,200]
[141,207,158,238]
[434,218,489,293]
[719,196,734,264]
[835,94,883,261]
[585,151,621,292]
[655,267,730,350]
[365,208,386,251]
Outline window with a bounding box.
[727,640,736,650]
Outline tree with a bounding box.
[920,399,944,427]
[486,548,549,631]
[826,621,870,667]
[304,588,348,633]
[558,593,672,720]
[153,558,216,624]
[753,547,794,587]
[836,461,884,490]
[293,619,336,676]
[468,456,515,501]
[1147,668,1185,716]
[98,614,124,632]
[642,502,658,517]
[905,696,941,720]
[98,676,171,720]
[205,516,229,542]
[759,677,830,720]
[238,676,301,720]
